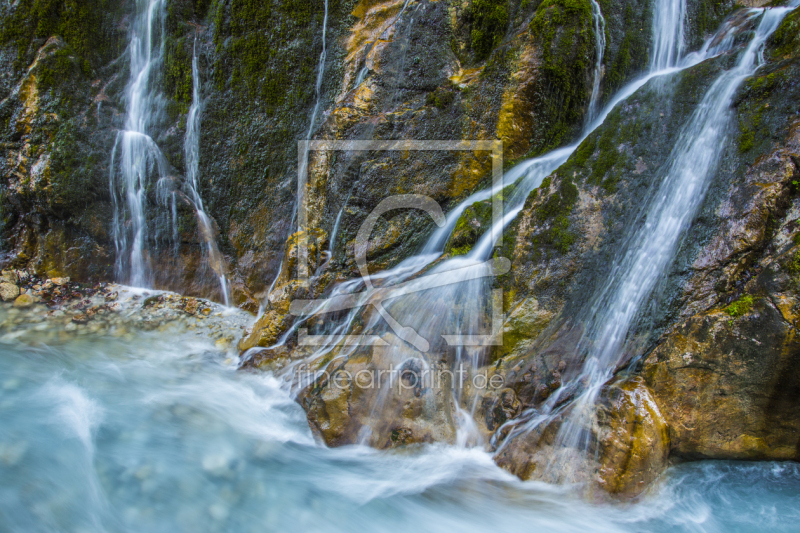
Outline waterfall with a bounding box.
[307,0,329,141]
[651,0,687,71]
[327,191,350,262]
[545,4,796,464]
[109,0,167,287]
[587,0,607,123]
[296,0,330,241]
[184,36,231,307]
[110,0,230,304]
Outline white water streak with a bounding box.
[588,0,607,123]
[651,0,687,71]
[184,37,231,306]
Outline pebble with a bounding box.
[0,283,20,302]
[0,273,253,357]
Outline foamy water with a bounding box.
[0,312,797,532]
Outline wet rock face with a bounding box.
[2,0,658,306]
[493,54,731,368]
[0,1,126,282]
[299,346,458,448]
[643,302,800,461]
[494,377,669,497]
[242,0,663,380]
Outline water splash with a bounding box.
[1,324,799,530]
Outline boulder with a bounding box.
[1,271,18,285]
[13,294,35,308]
[0,283,20,302]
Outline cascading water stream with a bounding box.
[306,0,329,142]
[490,3,800,475]
[651,0,687,71]
[276,0,797,456]
[295,0,330,234]
[110,0,231,304]
[109,0,167,287]
[184,36,231,307]
[543,4,798,469]
[587,0,607,123]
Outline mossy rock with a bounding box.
[530,175,578,256]
[724,294,755,317]
[528,0,595,152]
[445,200,493,256]
[468,0,511,61]
[0,0,127,73]
[769,6,800,60]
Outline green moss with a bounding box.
[529,0,594,152]
[212,0,323,114]
[480,47,515,80]
[556,106,636,194]
[769,6,800,59]
[532,175,578,255]
[723,294,754,317]
[0,0,125,72]
[693,1,737,43]
[786,248,800,276]
[603,3,650,97]
[167,0,213,34]
[469,0,510,61]
[37,46,80,90]
[736,72,783,154]
[164,36,193,107]
[47,118,104,211]
[426,86,456,109]
[738,129,755,153]
[446,200,494,256]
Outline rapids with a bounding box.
[0,305,798,532]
